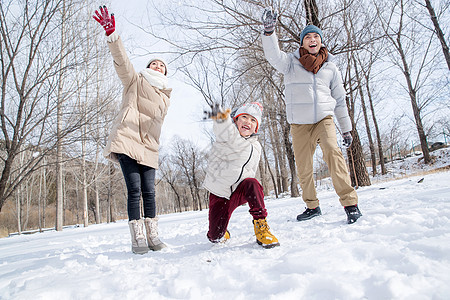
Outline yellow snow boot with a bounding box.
[253,218,280,249]
[220,230,230,243]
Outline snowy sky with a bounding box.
[1,148,450,299]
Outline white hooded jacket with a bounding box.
[261,32,352,133]
[203,117,262,199]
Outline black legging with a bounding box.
[117,153,156,220]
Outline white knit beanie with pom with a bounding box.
[233,102,263,133]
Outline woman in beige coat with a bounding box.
[93,6,171,254]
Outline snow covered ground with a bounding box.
[1,149,450,300]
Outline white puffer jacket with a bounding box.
[203,117,261,199]
[261,33,352,133]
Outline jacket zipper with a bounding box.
[313,73,317,123]
[230,144,254,194]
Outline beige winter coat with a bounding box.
[103,36,171,169]
[203,117,262,199]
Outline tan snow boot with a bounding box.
[128,219,149,254]
[253,218,280,249]
[144,217,167,251]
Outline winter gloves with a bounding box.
[342,131,353,148]
[93,5,115,36]
[204,103,230,121]
[261,7,277,35]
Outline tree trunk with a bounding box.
[94,182,100,224]
[267,123,281,196]
[344,112,371,187]
[56,98,64,231]
[94,36,102,224]
[81,134,88,227]
[345,87,372,188]
[55,0,67,232]
[261,146,277,198]
[396,38,431,163]
[340,35,372,188]
[107,162,116,223]
[304,0,321,27]
[365,73,387,175]
[24,175,33,230]
[170,182,182,213]
[16,189,22,234]
[280,114,300,197]
[80,84,88,226]
[0,158,14,212]
[347,130,371,187]
[258,158,271,197]
[43,161,47,228]
[352,56,377,176]
[424,0,450,69]
[38,164,43,232]
[271,119,289,193]
[345,61,371,187]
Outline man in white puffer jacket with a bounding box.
[203,102,280,248]
[260,8,362,224]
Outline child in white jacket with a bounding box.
[203,102,279,249]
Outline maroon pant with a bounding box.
[207,178,268,242]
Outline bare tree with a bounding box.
[358,53,387,175]
[344,64,372,187]
[375,0,446,164]
[170,137,207,211]
[340,5,372,187]
[158,154,183,213]
[304,0,321,26]
[55,0,69,231]
[259,145,276,197]
[0,1,81,213]
[422,0,450,69]
[0,0,120,234]
[352,56,377,176]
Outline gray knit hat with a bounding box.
[300,25,323,45]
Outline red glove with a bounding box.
[93,5,115,36]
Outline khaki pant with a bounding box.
[290,116,358,209]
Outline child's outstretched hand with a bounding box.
[204,103,231,121]
[212,108,231,120]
